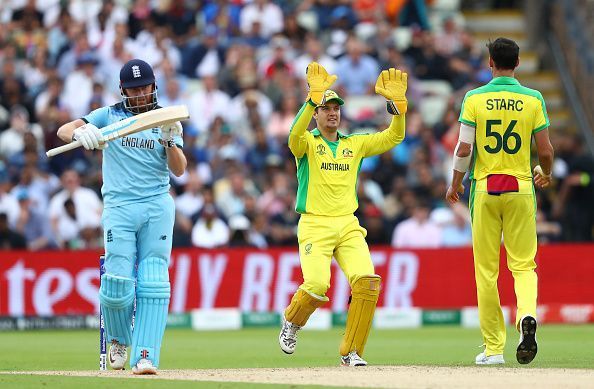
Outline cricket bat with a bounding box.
[46,105,189,157]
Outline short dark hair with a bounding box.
[487,37,519,70]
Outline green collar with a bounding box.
[311,128,347,139]
[488,76,520,86]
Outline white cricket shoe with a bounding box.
[132,358,157,375]
[278,317,301,354]
[109,340,127,370]
[475,351,505,365]
[341,351,368,367]
[517,315,538,364]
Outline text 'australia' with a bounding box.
[321,162,350,171]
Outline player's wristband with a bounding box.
[159,138,175,148]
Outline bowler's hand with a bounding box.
[445,184,465,204]
[533,165,551,189]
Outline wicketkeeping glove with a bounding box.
[375,68,408,115]
[305,62,338,106]
[73,123,107,150]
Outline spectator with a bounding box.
[0,212,27,250]
[240,0,284,39]
[14,188,55,250]
[215,168,259,219]
[432,204,472,247]
[392,199,442,248]
[188,74,231,134]
[61,52,104,119]
[48,169,102,248]
[0,105,44,159]
[0,167,20,229]
[228,214,253,247]
[175,170,204,220]
[191,204,229,248]
[335,37,379,96]
[294,36,337,81]
[201,0,242,40]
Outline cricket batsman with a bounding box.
[278,62,407,366]
[56,59,187,374]
[446,38,554,365]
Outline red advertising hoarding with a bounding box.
[1,245,593,316]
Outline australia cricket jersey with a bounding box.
[82,103,183,208]
[288,103,405,216]
[459,77,549,181]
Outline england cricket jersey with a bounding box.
[288,103,405,216]
[82,103,184,208]
[459,77,549,181]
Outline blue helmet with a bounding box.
[119,59,158,113]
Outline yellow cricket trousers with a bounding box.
[297,214,374,297]
[470,178,538,356]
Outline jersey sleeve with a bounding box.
[288,102,315,158]
[82,106,110,129]
[533,92,550,133]
[459,93,476,127]
[360,114,405,157]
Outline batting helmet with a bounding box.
[119,59,158,113]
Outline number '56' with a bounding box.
[484,119,521,154]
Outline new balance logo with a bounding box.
[132,65,141,78]
[106,230,113,243]
[141,349,149,359]
[159,235,167,240]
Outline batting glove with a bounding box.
[375,68,408,115]
[305,62,338,106]
[73,123,106,150]
[159,121,183,148]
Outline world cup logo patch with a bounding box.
[304,243,312,255]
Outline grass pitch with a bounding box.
[0,325,592,388]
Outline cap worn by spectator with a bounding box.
[229,214,250,231]
[16,189,29,201]
[77,52,99,66]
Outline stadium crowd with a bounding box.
[0,0,592,251]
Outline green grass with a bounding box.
[1,325,592,387]
[0,376,323,389]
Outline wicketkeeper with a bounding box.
[279,62,407,366]
[56,59,187,374]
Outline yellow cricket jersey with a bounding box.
[459,76,549,181]
[288,103,405,216]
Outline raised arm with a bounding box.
[288,62,337,157]
[362,68,407,157]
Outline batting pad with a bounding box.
[284,288,328,327]
[131,257,171,368]
[339,275,381,357]
[99,274,135,346]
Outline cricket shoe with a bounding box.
[279,317,301,354]
[517,315,538,364]
[475,352,505,365]
[341,351,368,367]
[132,358,157,375]
[109,340,127,370]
